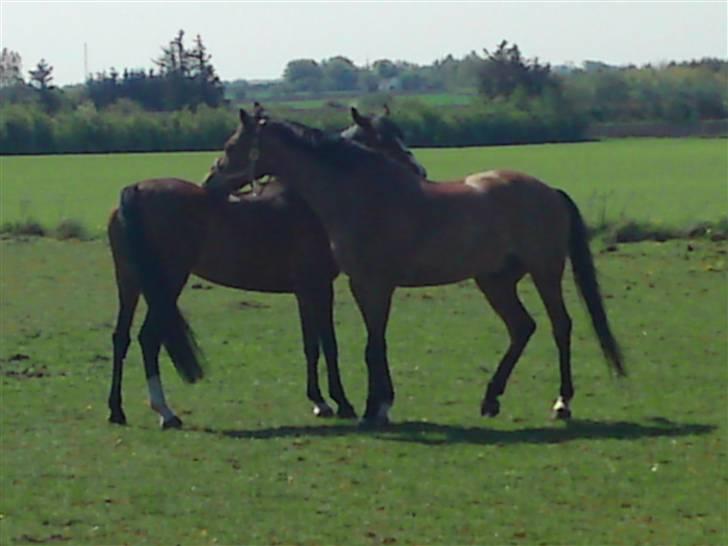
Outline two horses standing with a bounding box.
[109,105,624,429]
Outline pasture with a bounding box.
[1,138,726,544]
[2,138,726,234]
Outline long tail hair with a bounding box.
[558,189,625,376]
[119,185,204,383]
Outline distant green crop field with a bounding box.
[408,92,475,106]
[255,92,476,110]
[0,138,725,234]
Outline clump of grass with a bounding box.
[54,219,90,241]
[0,218,95,241]
[610,221,682,243]
[685,221,714,238]
[706,217,728,241]
[0,219,46,237]
[593,217,728,244]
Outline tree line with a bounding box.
[0,35,726,155]
[230,41,726,124]
[85,31,224,111]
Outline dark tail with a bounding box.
[119,185,204,383]
[558,189,625,376]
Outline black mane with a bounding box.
[269,119,409,174]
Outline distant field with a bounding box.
[253,92,476,110]
[1,138,725,234]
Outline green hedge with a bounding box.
[0,99,588,155]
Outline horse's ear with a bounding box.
[253,101,266,119]
[351,107,371,128]
[239,108,252,128]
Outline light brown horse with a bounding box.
[107,107,425,428]
[204,110,625,427]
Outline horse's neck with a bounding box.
[269,146,353,227]
[269,139,424,243]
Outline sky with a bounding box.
[2,1,726,86]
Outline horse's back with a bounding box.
[416,170,571,276]
[468,169,571,266]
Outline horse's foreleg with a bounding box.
[139,311,182,429]
[295,291,333,418]
[532,268,573,419]
[316,283,357,419]
[349,278,395,427]
[476,273,535,418]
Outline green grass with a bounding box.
[420,138,728,228]
[0,152,213,233]
[1,139,725,235]
[1,238,726,544]
[1,138,727,543]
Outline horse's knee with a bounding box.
[555,312,572,335]
[112,331,131,356]
[365,340,386,363]
[304,344,320,364]
[138,321,159,348]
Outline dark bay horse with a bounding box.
[108,108,426,428]
[204,110,625,427]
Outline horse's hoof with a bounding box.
[551,397,572,420]
[161,415,183,429]
[108,412,127,426]
[481,398,500,418]
[336,405,358,419]
[313,403,335,418]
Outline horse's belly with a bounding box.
[192,259,296,292]
[193,233,298,292]
[395,238,505,287]
[397,270,472,287]
[396,258,487,286]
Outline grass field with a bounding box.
[1,138,725,235]
[1,138,727,544]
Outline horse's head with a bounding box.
[342,106,428,178]
[204,106,269,194]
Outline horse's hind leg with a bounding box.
[295,288,336,418]
[139,274,190,429]
[108,213,140,425]
[475,270,535,417]
[316,283,356,419]
[138,309,182,429]
[531,266,573,419]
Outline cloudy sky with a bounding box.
[2,1,726,86]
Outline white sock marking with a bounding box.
[147,375,176,421]
[552,396,569,412]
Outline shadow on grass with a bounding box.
[198,417,716,446]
